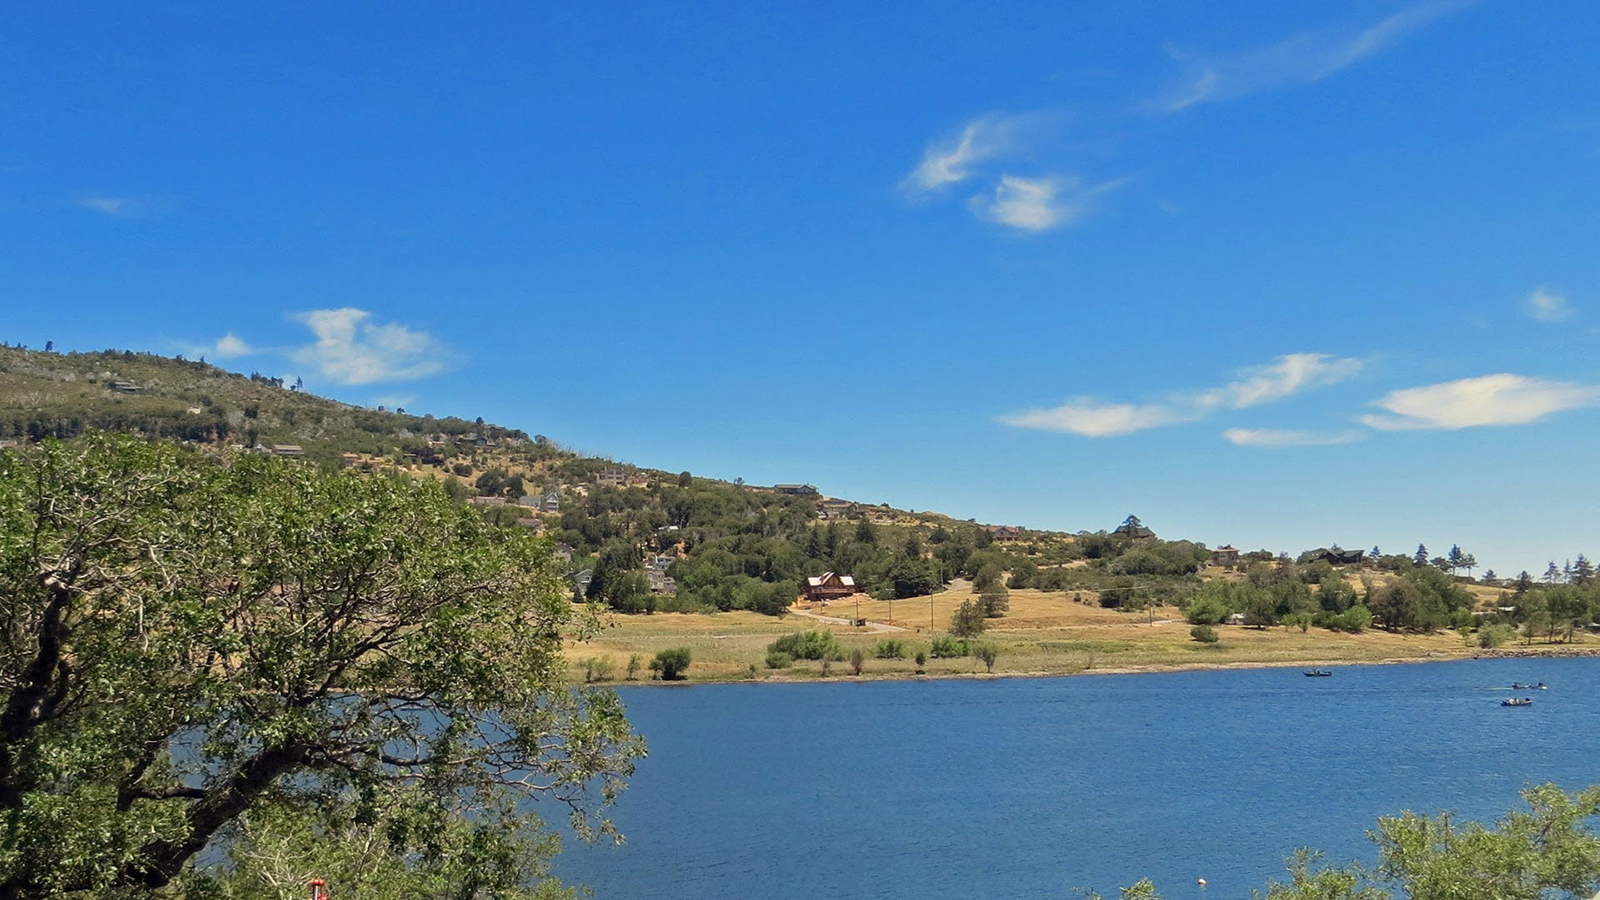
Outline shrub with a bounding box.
[874,639,907,659]
[973,643,999,672]
[1333,605,1373,634]
[1185,593,1231,625]
[625,653,642,681]
[1190,624,1220,644]
[914,650,927,669]
[930,635,966,658]
[1478,623,1514,649]
[768,630,844,661]
[979,590,1010,618]
[765,650,794,669]
[950,599,987,640]
[581,656,615,683]
[849,648,865,676]
[1283,613,1312,634]
[649,646,692,681]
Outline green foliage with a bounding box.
[1096,783,1600,900]
[874,639,908,659]
[1283,612,1313,633]
[979,588,1010,618]
[767,630,844,661]
[0,434,640,896]
[1478,624,1515,649]
[849,648,865,676]
[582,656,616,683]
[649,647,692,680]
[1185,585,1233,625]
[765,650,794,669]
[1190,624,1220,643]
[929,635,966,658]
[949,599,988,640]
[973,642,999,672]
[914,650,927,669]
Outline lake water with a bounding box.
[554,658,1600,898]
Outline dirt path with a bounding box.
[788,606,909,634]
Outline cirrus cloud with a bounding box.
[1001,352,1364,437]
[1223,427,1364,448]
[1360,374,1600,430]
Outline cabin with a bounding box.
[774,483,819,496]
[1113,515,1156,540]
[1212,545,1240,566]
[985,525,1023,542]
[803,571,857,604]
[270,444,305,458]
[339,453,361,468]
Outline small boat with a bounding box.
[1303,669,1332,677]
[1511,682,1549,690]
[1502,697,1533,707]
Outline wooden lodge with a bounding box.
[803,571,857,604]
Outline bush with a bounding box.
[581,656,615,683]
[768,630,844,661]
[914,650,927,669]
[1283,613,1312,634]
[930,635,966,658]
[874,639,907,659]
[1478,623,1514,649]
[849,648,865,676]
[625,653,642,680]
[765,650,794,669]
[649,646,692,680]
[973,642,999,673]
[1185,593,1231,625]
[950,599,987,640]
[979,589,1010,618]
[1333,605,1373,634]
[1190,624,1220,644]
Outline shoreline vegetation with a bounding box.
[566,584,1600,686]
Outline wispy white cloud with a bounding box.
[1524,286,1575,323]
[289,308,449,385]
[902,113,1044,193]
[1001,400,1196,438]
[1001,352,1364,437]
[970,174,1127,232]
[371,394,417,411]
[1361,374,1600,430]
[1153,1,1469,113]
[1222,427,1364,448]
[73,196,135,217]
[1198,353,1365,410]
[181,332,256,360]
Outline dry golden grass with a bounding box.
[564,583,1579,685]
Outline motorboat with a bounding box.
[1303,670,1332,677]
[1502,697,1533,707]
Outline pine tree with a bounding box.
[1414,544,1429,567]
[1544,561,1562,584]
[1573,554,1595,585]
[1447,544,1464,575]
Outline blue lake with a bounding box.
[554,658,1600,898]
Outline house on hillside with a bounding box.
[1113,515,1156,540]
[552,543,574,562]
[803,572,857,604]
[339,453,361,468]
[468,495,507,507]
[1212,545,1240,566]
[1313,547,1367,566]
[596,468,628,488]
[567,569,593,594]
[109,380,143,393]
[818,498,855,520]
[986,525,1023,542]
[514,517,546,534]
[774,483,819,496]
[270,444,304,459]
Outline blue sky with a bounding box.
[3,1,1598,576]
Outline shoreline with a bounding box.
[600,644,1600,688]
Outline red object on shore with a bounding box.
[310,879,327,900]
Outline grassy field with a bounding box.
[565,582,1569,684]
